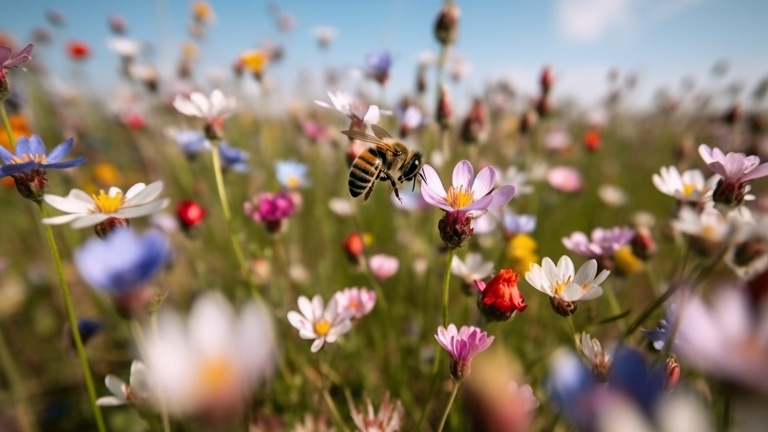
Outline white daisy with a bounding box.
[107,37,142,59]
[652,166,716,202]
[451,253,494,284]
[42,181,170,228]
[525,256,608,302]
[97,360,152,407]
[579,332,612,379]
[287,295,352,353]
[671,205,734,245]
[173,89,236,121]
[314,91,391,127]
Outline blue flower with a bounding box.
[275,160,309,189]
[219,142,249,173]
[503,212,537,236]
[0,135,85,178]
[74,228,169,298]
[173,129,210,158]
[642,319,669,351]
[366,51,392,75]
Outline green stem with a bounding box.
[209,139,255,295]
[436,381,460,432]
[604,283,626,331]
[322,388,350,432]
[621,282,684,342]
[567,315,579,347]
[0,103,15,151]
[442,249,455,327]
[37,203,106,432]
[0,321,37,432]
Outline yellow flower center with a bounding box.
[91,190,124,213]
[614,245,643,276]
[196,357,236,394]
[286,175,301,189]
[553,276,573,296]
[11,153,46,164]
[682,184,695,196]
[445,185,474,209]
[314,319,331,336]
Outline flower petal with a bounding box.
[452,160,474,189]
[70,214,110,229]
[125,181,164,206]
[116,199,170,218]
[471,166,497,200]
[45,138,74,163]
[44,193,93,213]
[41,213,86,225]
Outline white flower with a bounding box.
[42,181,170,228]
[725,215,768,278]
[173,89,236,120]
[525,256,608,302]
[671,205,734,245]
[652,166,716,202]
[451,253,494,284]
[312,25,338,47]
[315,91,390,126]
[349,393,404,432]
[107,37,142,58]
[143,292,275,417]
[334,287,376,320]
[579,332,613,379]
[97,360,152,407]
[598,184,628,207]
[496,166,533,195]
[287,295,352,353]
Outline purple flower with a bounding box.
[562,226,634,259]
[0,135,85,178]
[366,50,392,76]
[435,324,494,380]
[0,44,34,70]
[334,287,376,319]
[218,142,249,173]
[420,160,516,218]
[244,191,296,233]
[699,144,768,207]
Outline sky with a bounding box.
[2,0,767,112]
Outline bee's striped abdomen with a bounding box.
[349,149,382,198]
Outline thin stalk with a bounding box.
[442,249,455,327]
[0,321,37,432]
[0,103,15,151]
[621,282,684,342]
[436,381,460,432]
[566,315,578,347]
[322,389,350,432]
[603,283,626,331]
[37,203,106,432]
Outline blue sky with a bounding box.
[2,0,767,111]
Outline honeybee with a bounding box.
[342,125,424,202]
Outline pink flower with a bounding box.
[562,227,634,260]
[699,144,768,207]
[420,160,516,218]
[244,191,296,233]
[547,166,583,193]
[334,287,376,319]
[368,254,399,281]
[435,324,495,380]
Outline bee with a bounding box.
[341,125,424,202]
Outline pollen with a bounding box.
[314,319,331,336]
[286,175,301,189]
[553,276,573,295]
[196,357,236,394]
[682,184,695,196]
[445,185,474,209]
[11,153,46,164]
[91,190,124,213]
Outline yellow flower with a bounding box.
[506,234,539,274]
[240,50,269,75]
[191,1,214,23]
[92,162,122,187]
[613,245,643,276]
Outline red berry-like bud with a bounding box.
[436,84,452,129]
[438,210,473,250]
[342,232,365,263]
[665,356,680,390]
[540,65,554,95]
[631,227,657,260]
[176,200,206,230]
[67,40,90,61]
[583,129,601,152]
[476,269,527,322]
[11,168,49,202]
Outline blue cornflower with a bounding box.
[74,228,169,301]
[219,142,250,173]
[642,319,670,351]
[173,129,210,158]
[365,50,392,85]
[503,212,537,236]
[275,160,310,189]
[0,135,85,178]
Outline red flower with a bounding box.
[67,41,91,61]
[583,129,601,152]
[342,232,365,262]
[176,200,206,229]
[475,269,526,322]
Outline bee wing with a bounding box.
[370,124,393,140]
[340,130,384,145]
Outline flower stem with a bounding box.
[37,203,106,432]
[209,139,254,294]
[442,249,455,327]
[621,282,684,342]
[0,321,37,432]
[436,381,460,432]
[322,388,351,432]
[567,315,579,347]
[0,103,15,151]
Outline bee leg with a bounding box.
[379,171,402,203]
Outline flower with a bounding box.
[671,205,735,256]
[312,26,338,49]
[546,166,583,193]
[172,129,211,158]
[74,229,169,313]
[699,144,768,207]
[0,43,34,70]
[365,51,392,86]
[97,360,152,407]
[218,142,250,173]
[349,393,404,432]
[579,332,612,381]
[368,254,399,281]
[420,160,516,218]
[451,253,494,285]
[42,181,170,231]
[239,50,269,78]
[506,233,539,274]
[315,91,388,130]
[276,160,310,189]
[562,227,634,260]
[435,324,495,380]
[176,199,206,230]
[652,166,715,202]
[525,256,608,316]
[143,292,275,418]
[496,166,533,195]
[0,135,85,201]
[475,269,527,321]
[502,212,536,237]
[173,89,236,139]
[107,37,141,59]
[598,184,628,207]
[287,295,353,353]
[244,191,296,233]
[334,287,376,319]
[67,40,90,61]
[434,2,460,46]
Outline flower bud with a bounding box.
[732,238,767,267]
[535,95,551,119]
[204,118,225,140]
[476,269,527,322]
[540,66,554,95]
[665,356,680,390]
[94,217,130,239]
[438,210,473,250]
[583,129,601,152]
[630,227,657,260]
[436,84,452,129]
[434,2,461,46]
[712,178,747,207]
[450,358,470,381]
[177,199,206,231]
[11,169,49,201]
[460,98,488,144]
[550,296,578,317]
[342,232,365,263]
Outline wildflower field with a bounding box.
[0,2,767,431]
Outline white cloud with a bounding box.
[556,0,634,43]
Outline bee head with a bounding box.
[401,151,424,183]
